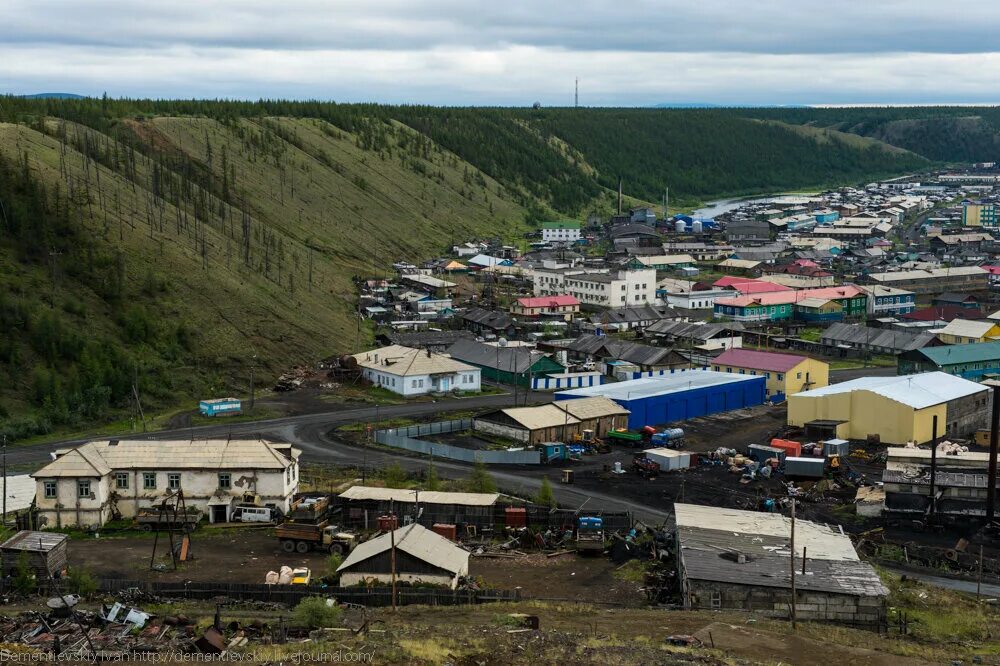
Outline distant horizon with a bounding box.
[8,92,1000,110]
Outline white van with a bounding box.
[232,506,275,523]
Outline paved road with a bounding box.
[881,565,1000,598]
[13,391,673,524]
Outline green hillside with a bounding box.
[0,98,930,437]
[731,106,1000,163]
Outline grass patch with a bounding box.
[612,559,649,583]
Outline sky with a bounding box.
[3,0,1000,106]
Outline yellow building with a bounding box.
[711,349,828,399]
[935,319,1000,345]
[787,372,989,444]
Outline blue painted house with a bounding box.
[897,342,1000,380]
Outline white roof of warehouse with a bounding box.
[556,370,760,401]
[792,371,987,409]
[936,319,998,339]
[339,486,499,506]
[675,503,859,561]
[337,523,468,575]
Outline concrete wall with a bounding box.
[684,579,885,625]
[945,391,991,438]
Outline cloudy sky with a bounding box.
[3,0,999,105]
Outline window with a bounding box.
[218,473,232,489]
[115,472,129,490]
[796,372,802,379]
[143,472,156,490]
[777,374,784,381]
[286,467,292,483]
[44,481,56,499]
[78,480,91,498]
[168,473,181,490]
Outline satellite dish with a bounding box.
[498,338,508,347]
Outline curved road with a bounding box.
[11,392,673,524]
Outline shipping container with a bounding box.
[784,456,826,478]
[770,438,802,458]
[432,523,458,541]
[748,444,785,463]
[822,438,850,458]
[504,507,527,527]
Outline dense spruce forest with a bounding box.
[0,97,938,439]
[733,106,1000,163]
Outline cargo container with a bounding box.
[505,507,527,527]
[643,447,690,471]
[770,438,802,458]
[748,444,785,463]
[432,523,458,541]
[822,438,850,458]
[784,456,826,478]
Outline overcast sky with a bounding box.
[3,0,1000,105]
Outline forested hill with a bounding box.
[731,106,1000,163]
[0,97,926,438]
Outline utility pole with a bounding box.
[574,78,579,108]
[249,354,257,411]
[987,383,999,522]
[930,415,939,516]
[2,434,6,524]
[789,498,797,629]
[390,500,398,611]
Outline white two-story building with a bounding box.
[32,439,300,528]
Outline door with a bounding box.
[440,377,450,391]
[211,505,228,523]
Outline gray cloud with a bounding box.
[2,1,1000,104]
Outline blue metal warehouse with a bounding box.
[555,370,766,429]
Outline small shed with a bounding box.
[0,531,69,577]
[336,523,469,589]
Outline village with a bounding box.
[1,167,999,663]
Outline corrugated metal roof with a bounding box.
[553,396,630,420]
[821,322,936,353]
[793,372,987,409]
[499,404,582,430]
[354,345,477,377]
[911,341,1000,366]
[675,505,886,597]
[339,486,499,506]
[712,349,811,374]
[337,523,469,575]
[447,339,561,373]
[33,439,295,478]
[557,370,761,401]
[936,319,998,339]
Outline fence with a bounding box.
[629,366,709,380]
[98,579,519,607]
[375,419,542,464]
[530,373,603,391]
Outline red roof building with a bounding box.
[511,295,581,319]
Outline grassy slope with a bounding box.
[0,116,524,425]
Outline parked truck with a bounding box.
[276,520,357,555]
[576,516,605,555]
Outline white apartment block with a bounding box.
[532,267,656,308]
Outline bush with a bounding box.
[64,566,98,597]
[466,461,497,494]
[383,462,408,489]
[292,596,343,629]
[424,463,441,491]
[13,551,36,596]
[326,553,343,578]
[534,477,556,508]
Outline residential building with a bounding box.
[541,220,582,243]
[820,322,938,356]
[961,202,997,227]
[336,523,469,589]
[656,278,730,309]
[882,447,999,519]
[645,320,744,352]
[858,286,916,317]
[862,266,989,295]
[335,486,498,532]
[532,267,657,308]
[931,292,980,310]
[787,372,990,443]
[510,295,580,320]
[588,304,680,332]
[662,243,734,261]
[461,307,516,338]
[446,339,564,386]
[898,341,1000,379]
[725,218,772,243]
[354,345,481,396]
[714,286,867,323]
[935,319,1000,345]
[675,504,886,625]
[625,254,697,271]
[712,349,828,399]
[565,334,691,376]
[32,439,300,527]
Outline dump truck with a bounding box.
[576,516,605,555]
[606,430,644,447]
[276,521,357,555]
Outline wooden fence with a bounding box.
[98,579,519,607]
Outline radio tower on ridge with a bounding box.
[575,78,579,108]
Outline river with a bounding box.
[690,192,820,219]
